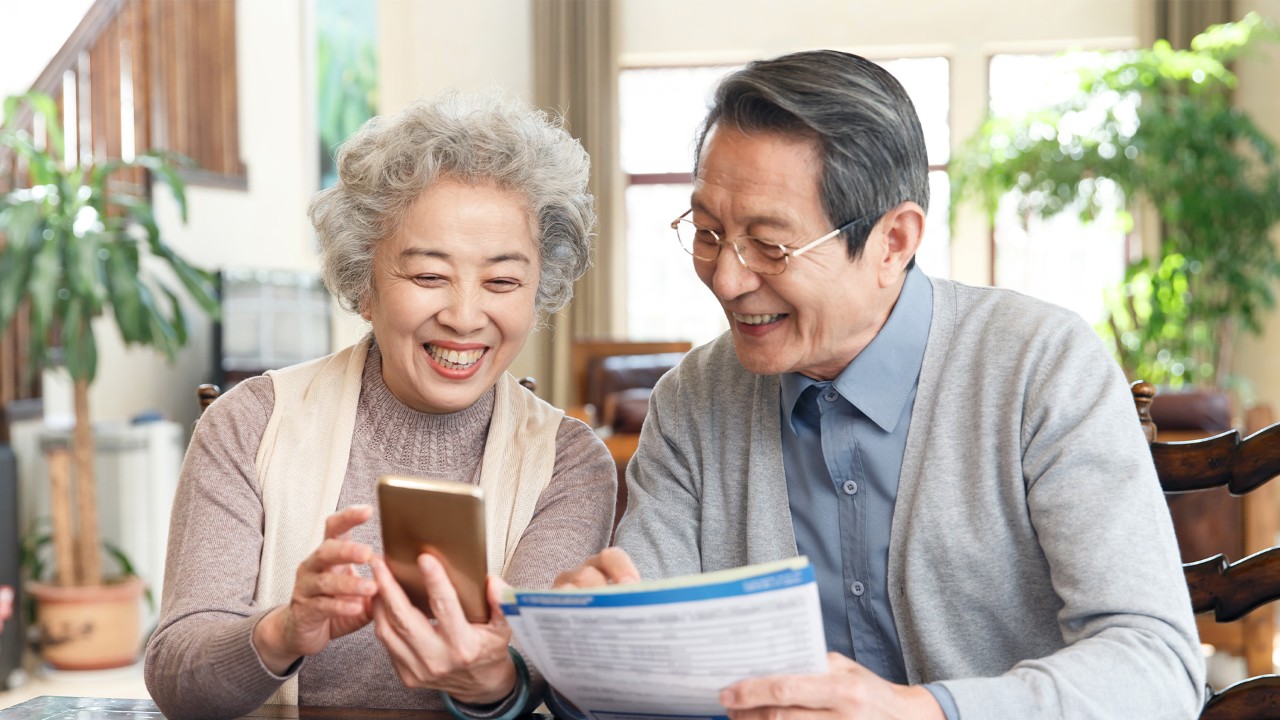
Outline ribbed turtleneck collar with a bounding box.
[354,338,495,473]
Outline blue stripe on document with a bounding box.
[514,565,814,608]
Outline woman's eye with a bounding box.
[486,278,522,292]
[413,275,445,286]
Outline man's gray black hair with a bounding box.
[694,49,930,261]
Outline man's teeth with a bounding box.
[734,313,783,326]
[426,345,484,368]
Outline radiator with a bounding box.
[9,419,183,631]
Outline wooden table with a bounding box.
[0,696,551,719]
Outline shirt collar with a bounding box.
[781,265,932,435]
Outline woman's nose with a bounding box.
[437,288,486,334]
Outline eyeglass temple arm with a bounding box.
[790,216,871,260]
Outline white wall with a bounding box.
[1227,0,1280,414]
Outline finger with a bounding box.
[297,570,376,600]
[325,504,373,541]
[720,674,840,710]
[486,576,511,631]
[299,595,369,618]
[369,556,422,615]
[726,708,829,720]
[596,547,641,583]
[418,553,474,645]
[826,652,860,673]
[369,556,442,642]
[371,597,425,683]
[310,538,374,568]
[554,564,609,589]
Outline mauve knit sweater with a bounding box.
[144,342,616,718]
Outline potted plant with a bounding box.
[951,13,1280,394]
[0,91,219,669]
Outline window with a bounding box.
[988,53,1131,324]
[619,58,951,346]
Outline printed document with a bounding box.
[503,556,827,720]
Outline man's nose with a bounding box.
[709,243,762,301]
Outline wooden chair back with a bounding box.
[1133,380,1280,719]
[196,384,221,415]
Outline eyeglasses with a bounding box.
[671,210,876,276]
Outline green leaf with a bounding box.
[104,243,150,344]
[60,296,98,382]
[134,151,192,222]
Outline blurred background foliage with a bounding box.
[953,13,1280,389]
[316,0,378,189]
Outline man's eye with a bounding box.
[748,238,787,260]
[693,229,720,246]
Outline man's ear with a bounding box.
[874,201,925,287]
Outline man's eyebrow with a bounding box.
[688,200,798,232]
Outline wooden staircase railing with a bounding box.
[0,0,243,440]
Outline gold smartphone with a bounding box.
[376,475,490,624]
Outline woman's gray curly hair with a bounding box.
[309,91,595,315]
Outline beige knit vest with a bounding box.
[252,336,563,704]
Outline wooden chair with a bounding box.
[196,384,221,415]
[1133,381,1280,718]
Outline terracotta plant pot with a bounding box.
[26,575,145,670]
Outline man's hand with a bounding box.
[719,652,945,720]
[253,505,378,674]
[369,554,516,705]
[553,547,641,588]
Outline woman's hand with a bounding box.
[370,553,516,704]
[553,547,641,588]
[252,505,377,674]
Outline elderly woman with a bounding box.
[144,93,616,719]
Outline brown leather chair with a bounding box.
[567,340,691,533]
[1133,381,1280,718]
[196,384,221,416]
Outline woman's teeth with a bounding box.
[426,344,484,368]
[734,313,783,326]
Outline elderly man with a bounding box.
[558,50,1203,719]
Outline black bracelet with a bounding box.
[441,646,531,720]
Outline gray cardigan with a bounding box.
[614,277,1204,720]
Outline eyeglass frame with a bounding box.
[670,209,877,276]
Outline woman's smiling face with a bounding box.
[363,179,540,414]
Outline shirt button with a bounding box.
[850,581,865,596]
[824,389,839,402]
[842,480,858,495]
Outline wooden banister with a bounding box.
[0,0,244,431]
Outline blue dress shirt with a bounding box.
[780,266,958,719]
